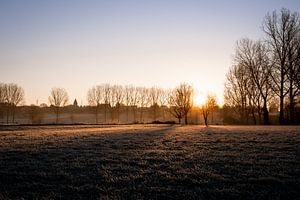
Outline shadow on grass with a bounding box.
[0,125,299,199]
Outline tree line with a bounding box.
[224,8,300,125]
[1,82,217,125]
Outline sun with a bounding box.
[194,91,206,106]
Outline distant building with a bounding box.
[73,99,78,107]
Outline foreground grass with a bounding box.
[0,125,299,200]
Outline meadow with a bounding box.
[0,125,299,200]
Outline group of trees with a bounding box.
[224,8,300,125]
[0,83,24,123]
[86,83,195,124]
[0,82,200,125]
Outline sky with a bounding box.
[0,0,299,106]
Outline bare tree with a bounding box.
[149,86,160,121]
[3,83,25,123]
[48,87,68,124]
[0,83,6,122]
[168,90,185,124]
[286,23,300,123]
[130,86,139,122]
[0,83,5,103]
[87,85,102,124]
[108,84,123,123]
[168,83,194,124]
[263,8,300,124]
[124,85,133,122]
[137,87,149,123]
[234,38,272,124]
[158,88,170,121]
[224,64,250,124]
[181,83,194,124]
[102,84,111,123]
[202,95,217,127]
[114,85,124,123]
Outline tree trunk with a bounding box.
[140,110,143,123]
[263,99,269,125]
[126,107,129,123]
[104,106,107,123]
[153,107,157,121]
[289,82,295,124]
[95,106,98,124]
[12,106,15,124]
[204,116,208,127]
[117,107,120,123]
[279,68,285,125]
[185,115,188,125]
[279,94,284,124]
[56,107,59,124]
[251,109,256,125]
[133,108,136,122]
[6,105,9,124]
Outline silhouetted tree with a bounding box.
[87,85,102,124]
[202,95,217,126]
[137,87,149,123]
[2,83,25,123]
[263,8,300,124]
[168,83,193,124]
[0,83,6,122]
[149,86,160,121]
[114,85,124,123]
[103,84,111,123]
[0,83,5,103]
[48,87,68,124]
[158,88,170,121]
[224,64,250,124]
[130,86,139,122]
[234,38,272,124]
[168,90,185,124]
[124,85,134,122]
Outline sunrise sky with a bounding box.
[0,0,299,106]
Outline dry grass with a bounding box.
[0,125,299,200]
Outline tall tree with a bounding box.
[158,88,170,121]
[48,87,68,124]
[3,83,24,123]
[130,87,139,122]
[114,85,124,123]
[234,38,272,124]
[168,83,193,124]
[124,85,133,122]
[137,87,149,123]
[87,85,102,124]
[149,86,160,121]
[0,83,6,122]
[286,22,300,123]
[168,89,185,124]
[102,84,111,123]
[224,64,250,124]
[263,8,300,124]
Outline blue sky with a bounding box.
[0,0,299,105]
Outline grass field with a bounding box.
[0,125,299,200]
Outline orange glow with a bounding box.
[194,90,206,106]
